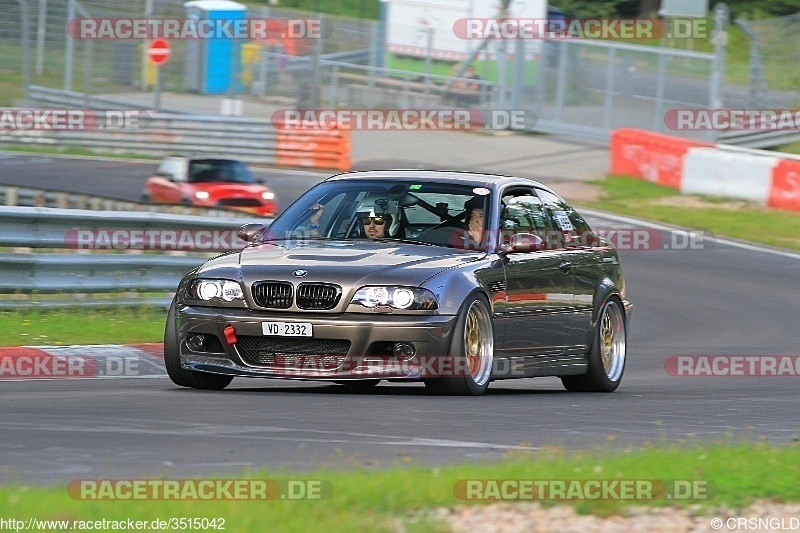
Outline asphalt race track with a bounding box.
[0,152,327,209]
[1,155,799,484]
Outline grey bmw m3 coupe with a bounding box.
[165,170,631,396]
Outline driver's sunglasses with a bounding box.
[361,216,386,226]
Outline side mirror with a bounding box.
[237,223,266,244]
[500,233,544,254]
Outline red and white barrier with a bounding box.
[610,128,800,211]
[0,344,165,380]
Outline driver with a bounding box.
[355,197,401,239]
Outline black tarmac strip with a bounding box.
[1,154,799,484]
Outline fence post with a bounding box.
[603,47,616,130]
[736,18,770,108]
[554,42,568,122]
[16,0,31,100]
[64,0,75,91]
[708,2,729,142]
[35,0,47,76]
[652,51,667,133]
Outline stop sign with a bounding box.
[148,39,171,66]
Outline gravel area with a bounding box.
[424,501,800,532]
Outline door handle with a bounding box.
[558,261,573,273]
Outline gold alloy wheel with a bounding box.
[600,301,626,382]
[463,299,493,387]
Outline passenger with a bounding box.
[461,197,486,249]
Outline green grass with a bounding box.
[780,142,800,156]
[586,176,800,251]
[386,55,540,85]
[1,444,799,531]
[0,144,160,160]
[0,307,167,346]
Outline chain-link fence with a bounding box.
[527,39,716,140]
[2,0,764,145]
[737,12,800,109]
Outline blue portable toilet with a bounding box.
[183,0,247,94]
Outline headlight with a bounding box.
[261,191,275,201]
[195,191,210,200]
[351,286,438,310]
[193,279,244,302]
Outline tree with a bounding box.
[721,0,800,18]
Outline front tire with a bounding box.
[561,298,626,392]
[164,302,233,390]
[425,294,494,396]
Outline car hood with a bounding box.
[197,240,485,289]
[187,183,267,196]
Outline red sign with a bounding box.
[148,38,171,65]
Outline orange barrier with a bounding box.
[769,159,800,212]
[610,128,712,189]
[274,125,351,171]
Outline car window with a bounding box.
[188,160,255,184]
[500,188,557,248]
[535,188,596,246]
[264,180,491,249]
[156,158,186,181]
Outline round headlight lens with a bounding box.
[195,191,210,200]
[261,191,275,200]
[392,288,415,309]
[221,280,243,301]
[197,280,221,300]
[365,287,389,307]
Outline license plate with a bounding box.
[262,322,313,337]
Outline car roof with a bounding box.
[325,169,557,194]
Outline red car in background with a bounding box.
[142,156,278,216]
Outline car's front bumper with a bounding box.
[176,305,459,380]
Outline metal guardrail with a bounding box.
[0,206,258,301]
[26,85,187,114]
[0,253,202,292]
[0,184,252,218]
[2,94,351,170]
[717,129,800,149]
[0,206,256,249]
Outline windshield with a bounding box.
[188,159,256,184]
[263,179,492,250]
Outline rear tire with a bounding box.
[561,298,626,393]
[425,294,494,396]
[164,302,233,390]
